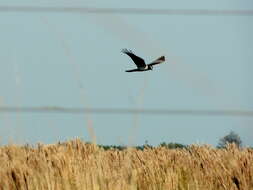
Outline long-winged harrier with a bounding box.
[122,49,165,72]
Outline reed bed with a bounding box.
[0,139,252,190]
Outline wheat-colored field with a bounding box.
[0,139,252,190]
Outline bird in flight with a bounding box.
[122,49,165,72]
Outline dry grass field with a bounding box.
[0,139,252,190]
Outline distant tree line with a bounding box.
[98,142,187,151]
[97,131,245,151]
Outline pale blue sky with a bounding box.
[0,1,252,146]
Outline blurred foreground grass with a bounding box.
[0,139,252,190]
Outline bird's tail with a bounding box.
[149,56,165,66]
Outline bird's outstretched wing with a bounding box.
[122,49,146,68]
[148,56,165,66]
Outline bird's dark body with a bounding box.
[122,49,165,72]
[125,65,153,72]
